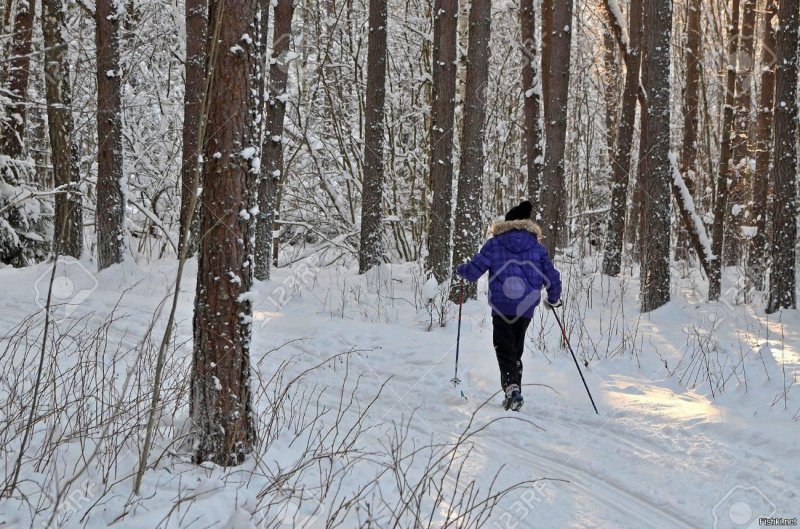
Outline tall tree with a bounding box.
[676,0,701,261]
[255,0,295,280]
[425,0,458,282]
[602,25,621,156]
[95,0,125,269]
[358,0,388,273]
[747,0,777,291]
[538,0,572,256]
[601,0,642,277]
[709,0,741,300]
[0,0,35,169]
[725,0,757,265]
[637,0,672,312]
[452,0,490,300]
[178,0,209,256]
[520,0,542,206]
[766,0,799,313]
[43,0,83,257]
[191,0,259,464]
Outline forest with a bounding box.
[0,0,798,526]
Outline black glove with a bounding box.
[544,298,563,310]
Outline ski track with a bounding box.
[2,261,796,529]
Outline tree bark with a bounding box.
[602,25,620,155]
[425,0,458,282]
[538,0,572,256]
[191,0,259,465]
[675,0,701,261]
[358,0,388,274]
[451,0,490,300]
[709,0,741,300]
[0,0,35,170]
[746,0,777,291]
[255,0,295,281]
[520,0,542,206]
[637,0,672,312]
[766,0,799,313]
[725,0,757,265]
[43,0,83,257]
[178,0,208,257]
[95,0,126,270]
[601,0,642,277]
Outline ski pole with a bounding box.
[551,309,599,414]
[452,279,464,387]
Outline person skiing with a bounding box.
[455,200,562,411]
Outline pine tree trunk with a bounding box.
[191,0,259,465]
[43,0,83,257]
[95,0,126,270]
[178,0,208,257]
[638,0,672,312]
[675,0,701,262]
[255,0,295,281]
[358,0,388,274]
[725,0,757,266]
[766,0,799,313]
[601,0,642,277]
[709,0,741,301]
[520,0,542,206]
[0,0,34,171]
[538,0,572,256]
[425,0,458,282]
[746,0,777,291]
[452,0,490,301]
[602,27,620,154]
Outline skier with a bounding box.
[456,200,562,411]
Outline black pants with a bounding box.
[492,315,531,392]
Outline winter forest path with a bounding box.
[0,259,796,528]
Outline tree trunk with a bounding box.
[725,0,757,265]
[178,0,208,257]
[746,0,777,291]
[255,0,295,280]
[192,0,259,465]
[451,0,490,301]
[520,0,542,206]
[0,0,35,170]
[95,0,126,270]
[766,0,799,313]
[43,0,83,257]
[637,0,672,312]
[425,0,458,282]
[538,0,572,256]
[709,0,741,300]
[602,26,620,154]
[358,0,388,274]
[601,0,642,277]
[675,0,701,261]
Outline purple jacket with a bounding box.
[456,220,561,319]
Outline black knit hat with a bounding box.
[504,200,533,221]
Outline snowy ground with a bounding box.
[0,255,798,528]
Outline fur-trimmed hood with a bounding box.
[489,219,542,239]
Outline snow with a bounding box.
[741,226,758,238]
[240,147,257,159]
[670,153,716,261]
[606,0,629,52]
[0,257,797,528]
[422,276,440,302]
